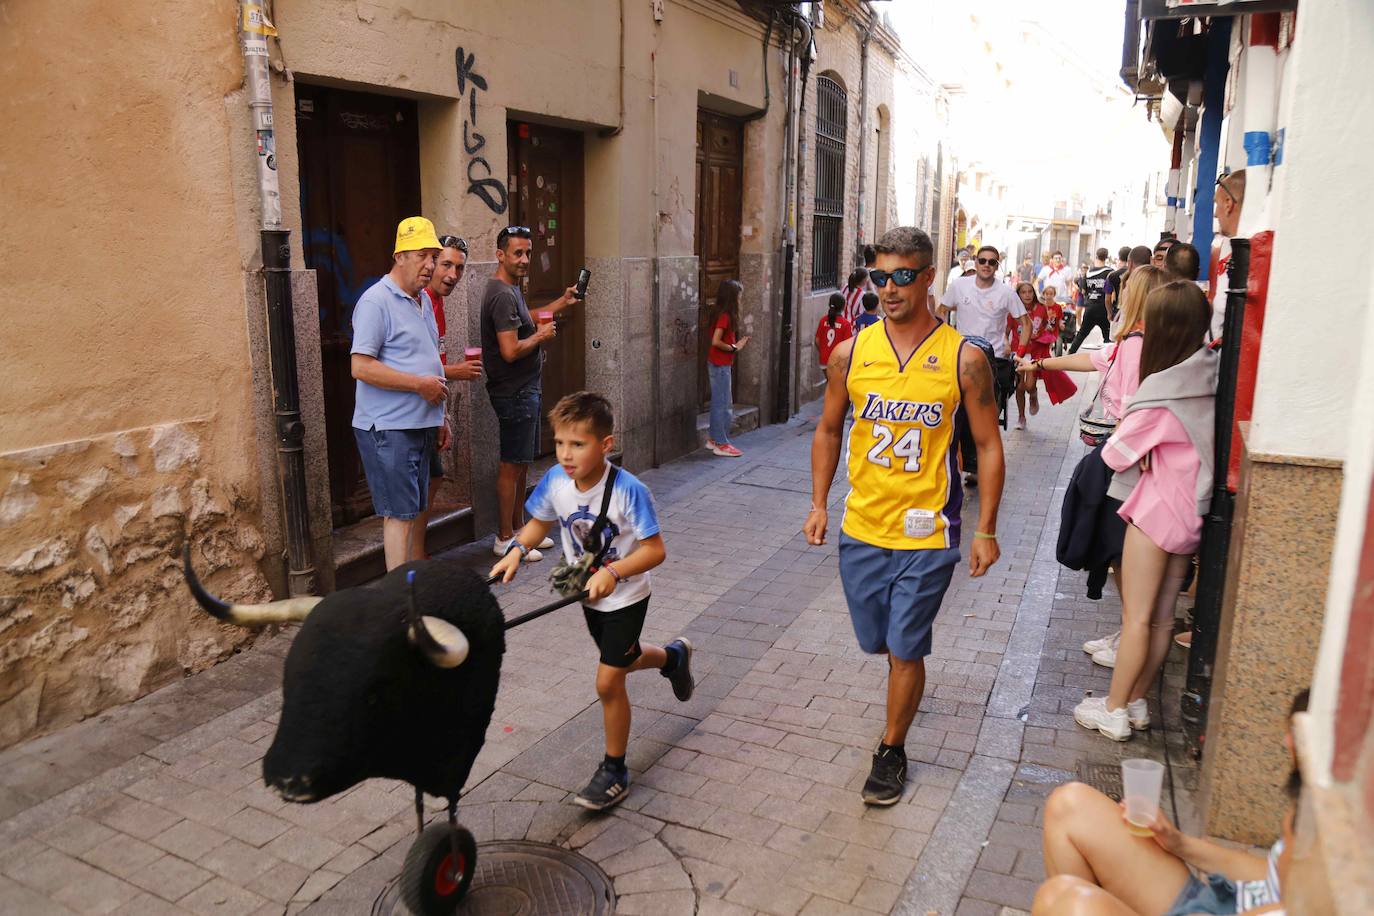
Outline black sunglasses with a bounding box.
[498,225,532,242]
[976,256,999,267]
[868,265,931,288]
[438,235,468,252]
[1215,173,1237,206]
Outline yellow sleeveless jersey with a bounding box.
[842,320,966,550]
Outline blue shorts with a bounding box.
[1161,873,1240,916]
[489,385,541,464]
[838,532,960,660]
[353,426,435,520]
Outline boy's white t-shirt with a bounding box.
[526,463,661,612]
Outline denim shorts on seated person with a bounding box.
[837,533,960,660]
[1161,872,1239,916]
[489,384,541,464]
[353,426,435,521]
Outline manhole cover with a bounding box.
[374,840,615,915]
[1077,762,1123,802]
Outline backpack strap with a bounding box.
[582,465,621,567]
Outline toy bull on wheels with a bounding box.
[182,546,587,914]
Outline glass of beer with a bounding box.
[463,347,481,362]
[537,310,554,326]
[1121,758,1164,837]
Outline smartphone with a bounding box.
[574,267,592,300]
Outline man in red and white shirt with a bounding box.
[416,235,483,550]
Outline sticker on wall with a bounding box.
[536,175,544,189]
[539,251,552,272]
[509,175,517,189]
[547,219,558,229]
[518,123,530,139]
[532,137,541,147]
[548,202,557,213]
[547,235,556,247]
[548,182,558,193]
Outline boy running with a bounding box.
[805,226,1005,805]
[490,391,694,810]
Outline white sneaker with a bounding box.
[535,536,555,550]
[1073,695,1131,741]
[1091,646,1117,668]
[1126,698,1150,730]
[493,537,543,563]
[1083,630,1120,655]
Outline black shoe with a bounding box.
[574,762,630,811]
[861,745,907,806]
[964,472,978,488]
[662,638,695,702]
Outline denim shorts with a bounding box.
[353,426,435,520]
[1161,872,1239,916]
[838,533,960,660]
[489,385,541,464]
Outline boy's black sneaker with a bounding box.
[662,638,695,702]
[861,744,907,806]
[574,762,630,811]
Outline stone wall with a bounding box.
[0,422,271,749]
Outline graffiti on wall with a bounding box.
[455,47,508,214]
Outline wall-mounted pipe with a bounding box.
[598,0,626,137]
[742,10,774,123]
[1238,14,1281,237]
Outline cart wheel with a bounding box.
[400,823,477,915]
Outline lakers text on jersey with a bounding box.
[842,321,966,550]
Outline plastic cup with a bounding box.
[537,310,554,326]
[1121,758,1164,836]
[463,347,482,362]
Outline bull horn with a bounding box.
[406,570,470,668]
[182,544,322,626]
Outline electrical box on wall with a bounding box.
[651,0,664,23]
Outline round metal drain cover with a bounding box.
[375,839,615,915]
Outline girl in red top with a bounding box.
[1014,284,1077,427]
[814,292,854,368]
[706,280,750,457]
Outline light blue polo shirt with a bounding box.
[350,275,445,431]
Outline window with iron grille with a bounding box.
[812,76,846,289]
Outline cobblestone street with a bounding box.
[0,387,1195,916]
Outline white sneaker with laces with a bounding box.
[1083,631,1120,655]
[493,536,543,563]
[535,536,555,550]
[1127,698,1150,730]
[1091,645,1117,668]
[1073,695,1131,741]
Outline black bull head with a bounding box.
[182,546,505,804]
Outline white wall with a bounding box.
[1246,7,1374,462]
[1252,2,1374,783]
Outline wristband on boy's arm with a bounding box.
[505,541,530,559]
[605,563,623,582]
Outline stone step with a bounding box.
[695,403,760,447]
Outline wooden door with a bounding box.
[694,111,744,406]
[507,122,586,452]
[295,85,421,527]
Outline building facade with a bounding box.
[0,0,948,748]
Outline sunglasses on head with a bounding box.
[868,265,931,288]
[976,256,999,267]
[438,235,468,253]
[497,226,532,245]
[1215,173,1237,205]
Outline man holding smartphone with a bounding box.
[482,225,580,560]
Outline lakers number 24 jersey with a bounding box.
[842,321,966,550]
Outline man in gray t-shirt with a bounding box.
[482,226,579,559]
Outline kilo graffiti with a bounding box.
[455,48,508,214]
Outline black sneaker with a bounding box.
[861,745,907,806]
[574,762,630,811]
[662,638,695,702]
[964,472,978,488]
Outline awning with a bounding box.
[1140,0,1297,20]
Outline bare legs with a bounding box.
[595,645,668,757]
[1108,526,1189,710]
[382,517,417,571]
[1037,782,1190,915]
[883,655,926,746]
[496,460,529,540]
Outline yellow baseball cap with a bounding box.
[394,216,442,254]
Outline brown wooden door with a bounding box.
[507,122,586,452]
[295,85,421,527]
[694,111,744,406]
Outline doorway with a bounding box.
[694,110,744,407]
[506,122,586,452]
[295,85,421,527]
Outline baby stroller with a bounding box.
[1056,308,1078,357]
[963,335,1015,429]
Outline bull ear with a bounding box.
[182,544,321,626]
[405,569,470,668]
[409,616,471,668]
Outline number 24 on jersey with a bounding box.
[865,422,923,472]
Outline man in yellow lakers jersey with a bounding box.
[804,226,1005,805]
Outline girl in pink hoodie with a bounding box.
[1074,281,1217,742]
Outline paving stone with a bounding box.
[961,868,1041,909]
[111,891,189,915]
[614,859,694,894]
[851,876,903,912]
[128,854,214,902]
[151,818,228,860]
[80,834,165,878]
[221,807,292,848]
[726,871,813,916]
[615,889,697,916]
[197,837,280,885]
[178,876,268,916]
[89,795,183,841]
[38,814,119,856]
[51,866,142,914]
[245,859,310,903]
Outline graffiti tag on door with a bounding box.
[455,47,508,214]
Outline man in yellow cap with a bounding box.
[350,217,448,570]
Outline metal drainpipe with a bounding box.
[788,19,814,420]
[854,5,873,267]
[239,1,315,596]
[650,44,662,467]
[774,18,798,425]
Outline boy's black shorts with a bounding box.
[583,597,649,668]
